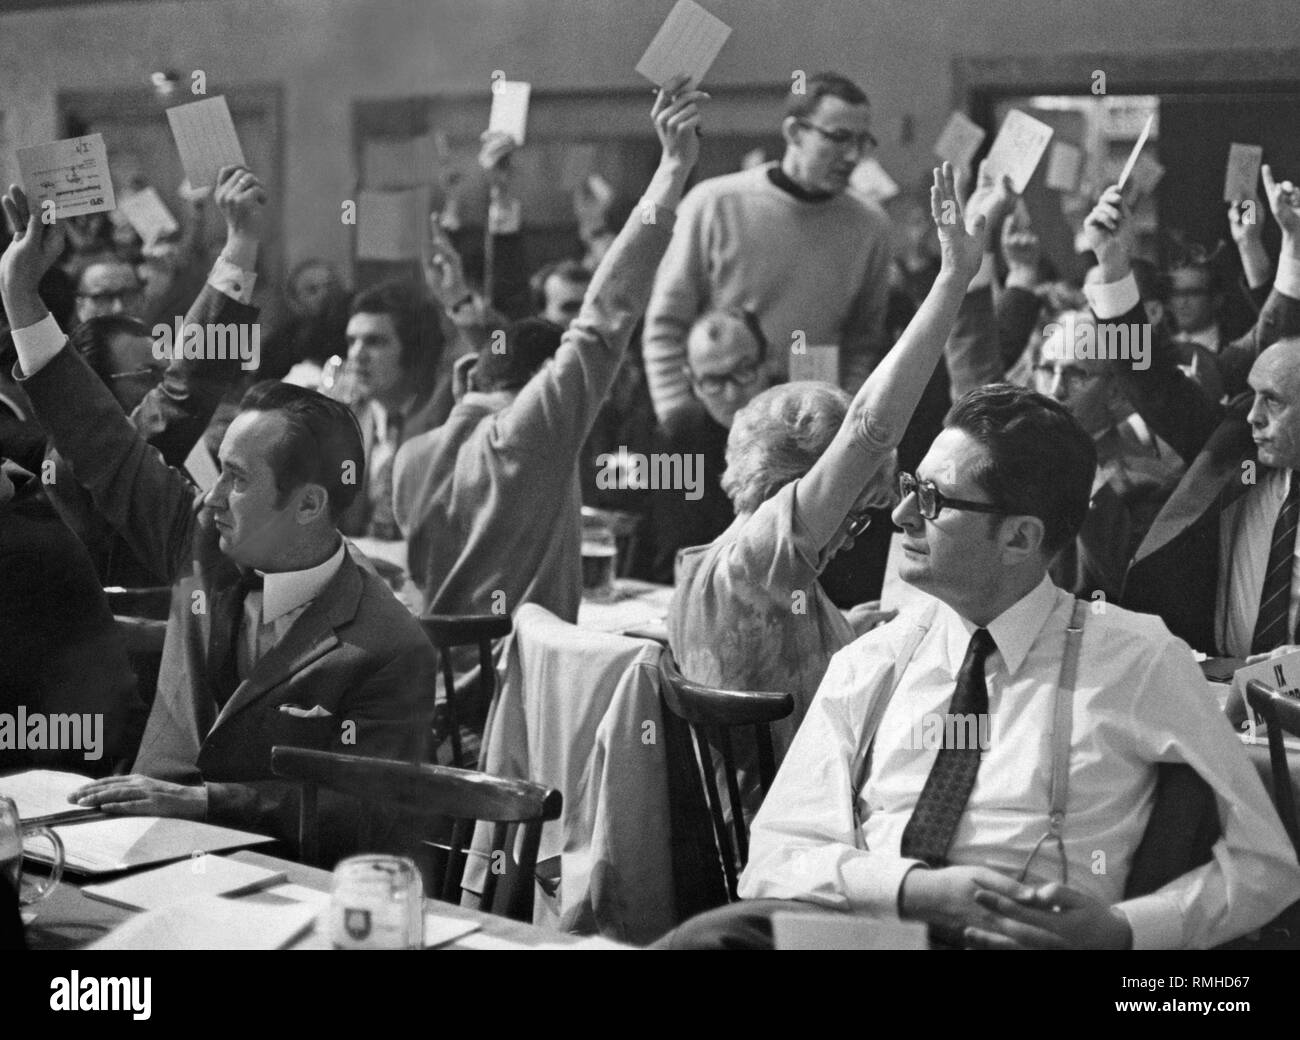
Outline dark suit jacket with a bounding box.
[47,282,253,586]
[1114,284,1300,653]
[20,343,436,858]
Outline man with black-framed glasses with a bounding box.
[644,71,892,425]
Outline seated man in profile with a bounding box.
[0,185,435,860]
[667,384,1300,949]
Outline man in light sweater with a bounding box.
[643,71,892,423]
[393,82,706,635]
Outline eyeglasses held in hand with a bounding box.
[845,510,873,537]
[898,472,1003,520]
[796,119,878,153]
[689,362,762,397]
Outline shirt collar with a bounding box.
[940,572,1062,679]
[258,537,346,626]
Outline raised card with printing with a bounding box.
[849,158,899,203]
[1045,141,1084,193]
[118,187,179,245]
[17,134,115,220]
[488,81,531,147]
[933,111,986,170]
[165,96,246,189]
[1224,143,1264,203]
[635,0,732,89]
[984,110,1054,194]
[788,344,840,386]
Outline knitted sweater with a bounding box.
[643,162,892,421]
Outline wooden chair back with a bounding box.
[420,614,512,767]
[1246,679,1300,858]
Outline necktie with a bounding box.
[899,627,996,868]
[1251,475,1300,655]
[211,569,264,707]
[368,413,403,540]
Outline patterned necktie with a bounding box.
[211,569,264,707]
[899,627,996,867]
[368,412,403,540]
[1250,475,1300,655]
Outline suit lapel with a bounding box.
[211,554,365,729]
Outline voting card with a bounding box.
[1045,141,1084,193]
[1224,143,1264,203]
[984,110,1054,194]
[166,96,246,188]
[933,111,986,170]
[849,157,899,203]
[1116,113,1154,192]
[788,344,839,386]
[17,134,116,220]
[488,81,531,146]
[636,0,732,89]
[118,187,179,245]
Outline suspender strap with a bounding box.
[1047,598,1088,834]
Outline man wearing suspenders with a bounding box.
[666,384,1300,949]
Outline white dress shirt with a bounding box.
[739,573,1300,949]
[236,538,346,680]
[1084,253,1300,325]
[1218,467,1300,657]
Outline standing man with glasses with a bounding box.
[73,255,144,326]
[664,382,1300,950]
[643,71,893,425]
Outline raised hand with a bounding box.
[478,129,518,173]
[965,881,1133,950]
[0,184,66,318]
[1082,184,1132,279]
[213,165,267,245]
[1262,164,1300,248]
[652,75,708,170]
[1228,196,1263,245]
[421,214,470,307]
[931,161,986,285]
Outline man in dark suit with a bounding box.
[1,183,435,857]
[1081,168,1300,658]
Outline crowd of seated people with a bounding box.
[5,68,1300,951]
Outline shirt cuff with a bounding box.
[1276,252,1300,300]
[1084,272,1141,321]
[209,253,257,304]
[1115,890,1185,950]
[967,254,996,291]
[10,312,67,378]
[840,854,926,920]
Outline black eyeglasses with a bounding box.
[898,472,1003,520]
[846,510,873,537]
[796,119,878,153]
[688,362,762,397]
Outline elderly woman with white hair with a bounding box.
[667,162,993,764]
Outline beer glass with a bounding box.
[0,796,64,906]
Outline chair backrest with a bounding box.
[270,746,561,921]
[658,650,793,902]
[420,614,512,768]
[1246,679,1300,858]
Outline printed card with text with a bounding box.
[118,186,179,245]
[636,0,732,89]
[984,110,1054,194]
[166,96,247,188]
[1044,141,1083,193]
[1232,649,1300,751]
[1223,143,1264,202]
[933,111,986,170]
[788,344,839,386]
[488,81,531,146]
[17,134,116,220]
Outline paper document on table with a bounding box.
[1224,143,1263,202]
[984,110,1054,194]
[0,770,92,823]
[89,895,319,950]
[636,0,732,89]
[118,187,179,245]
[166,96,246,188]
[29,816,275,875]
[17,134,115,220]
[933,111,986,170]
[82,855,285,911]
[422,912,481,948]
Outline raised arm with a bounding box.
[795,163,988,550]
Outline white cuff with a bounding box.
[967,254,995,292]
[1115,890,1186,950]
[209,254,257,304]
[841,855,927,920]
[1276,252,1300,300]
[1084,272,1141,321]
[11,312,67,378]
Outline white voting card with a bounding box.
[849,158,899,203]
[488,81,531,146]
[984,110,1054,194]
[1224,143,1264,202]
[933,111,986,170]
[636,0,732,89]
[165,96,246,189]
[17,134,115,220]
[1045,141,1084,193]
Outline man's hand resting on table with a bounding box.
[70,775,208,821]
